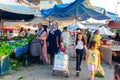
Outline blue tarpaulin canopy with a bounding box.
[41,0,117,21]
[0,0,35,21]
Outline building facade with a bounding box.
[17,0,63,11]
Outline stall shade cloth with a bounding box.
[67,23,84,31]
[98,26,114,35]
[0,0,34,21]
[41,0,117,21]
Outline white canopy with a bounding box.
[0,0,34,15]
[21,25,38,30]
[67,23,84,31]
[99,26,114,35]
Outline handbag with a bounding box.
[95,65,105,78]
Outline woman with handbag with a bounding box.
[47,21,61,65]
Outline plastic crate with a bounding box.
[0,56,9,75]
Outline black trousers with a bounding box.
[50,51,58,65]
[49,47,60,65]
[76,49,83,71]
[50,55,54,65]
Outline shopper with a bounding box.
[18,27,25,37]
[61,27,70,53]
[37,23,48,64]
[75,33,86,76]
[114,33,120,41]
[114,63,120,80]
[47,21,61,65]
[92,30,101,49]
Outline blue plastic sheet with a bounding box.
[16,44,28,57]
[41,0,117,21]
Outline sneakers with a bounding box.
[76,71,79,76]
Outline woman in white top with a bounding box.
[75,33,86,76]
[18,27,25,37]
[26,28,31,37]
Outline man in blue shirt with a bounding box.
[37,23,43,37]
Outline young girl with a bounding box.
[86,40,101,80]
[75,33,86,76]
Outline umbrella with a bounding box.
[41,0,117,21]
[0,0,35,21]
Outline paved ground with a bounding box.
[0,46,114,80]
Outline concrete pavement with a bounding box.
[0,46,114,80]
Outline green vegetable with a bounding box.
[95,66,105,78]
[17,76,24,80]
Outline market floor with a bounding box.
[0,46,114,80]
[0,59,114,80]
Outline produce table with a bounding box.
[8,39,29,57]
[100,45,120,67]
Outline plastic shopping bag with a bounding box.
[95,65,105,78]
[53,52,68,71]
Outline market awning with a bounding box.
[1,25,19,31]
[0,0,35,21]
[41,0,117,21]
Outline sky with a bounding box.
[62,0,120,17]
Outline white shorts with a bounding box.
[88,64,97,71]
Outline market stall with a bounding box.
[100,41,120,67]
[0,33,35,75]
[0,0,35,37]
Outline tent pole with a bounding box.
[0,10,2,37]
[74,19,77,41]
[47,18,54,28]
[74,7,78,42]
[48,18,51,28]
